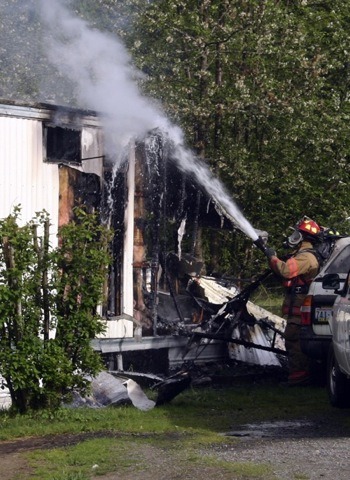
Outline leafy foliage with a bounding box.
[2,1,350,275]
[113,0,350,274]
[0,207,112,413]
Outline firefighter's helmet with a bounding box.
[297,217,321,236]
[285,216,321,248]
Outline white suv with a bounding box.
[326,272,350,407]
[300,237,350,369]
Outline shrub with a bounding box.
[0,206,112,412]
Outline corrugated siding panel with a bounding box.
[81,127,104,178]
[0,116,59,246]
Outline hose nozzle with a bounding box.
[254,236,276,259]
[253,236,268,255]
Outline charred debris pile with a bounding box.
[102,130,286,390]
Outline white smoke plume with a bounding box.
[37,0,174,157]
[37,0,258,240]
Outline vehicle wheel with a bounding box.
[327,345,350,408]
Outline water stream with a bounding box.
[142,128,259,241]
[169,136,259,241]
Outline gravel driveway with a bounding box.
[209,417,350,479]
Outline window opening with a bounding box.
[45,125,81,165]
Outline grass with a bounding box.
[250,285,284,316]
[27,438,122,480]
[2,383,350,479]
[0,383,335,441]
[26,434,275,480]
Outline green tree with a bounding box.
[115,0,350,273]
[3,0,350,275]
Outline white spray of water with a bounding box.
[37,0,258,241]
[168,135,258,240]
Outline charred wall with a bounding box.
[58,164,101,226]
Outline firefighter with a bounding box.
[265,217,321,386]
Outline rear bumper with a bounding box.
[300,326,331,361]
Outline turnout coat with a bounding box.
[269,241,319,320]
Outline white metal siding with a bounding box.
[0,105,132,339]
[81,127,104,178]
[0,116,59,246]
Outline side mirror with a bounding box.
[322,273,341,291]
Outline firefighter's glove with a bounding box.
[265,247,276,259]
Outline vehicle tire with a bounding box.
[327,344,350,408]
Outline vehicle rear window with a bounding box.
[325,244,350,274]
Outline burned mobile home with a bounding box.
[0,99,286,381]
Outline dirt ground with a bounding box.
[1,407,350,480]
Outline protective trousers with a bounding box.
[284,318,310,377]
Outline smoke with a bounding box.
[36,0,258,240]
[37,0,172,157]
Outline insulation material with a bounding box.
[123,378,156,411]
[194,276,239,304]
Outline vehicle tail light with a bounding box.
[300,295,312,325]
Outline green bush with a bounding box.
[0,206,112,413]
